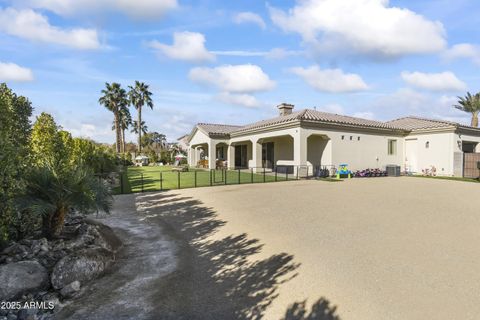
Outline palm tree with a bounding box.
[128,81,153,154]
[454,92,480,127]
[19,165,112,239]
[118,105,132,154]
[131,120,148,140]
[99,83,128,153]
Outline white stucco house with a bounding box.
[183,103,480,177]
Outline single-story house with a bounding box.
[183,103,480,177]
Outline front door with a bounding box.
[405,139,418,173]
[262,142,274,169]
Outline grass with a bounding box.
[408,175,480,183]
[118,165,291,193]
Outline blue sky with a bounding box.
[1,0,479,143]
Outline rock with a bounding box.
[51,248,114,289]
[85,219,122,252]
[17,308,37,320]
[0,261,49,300]
[59,281,80,298]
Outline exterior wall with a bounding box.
[302,127,404,171]
[404,132,455,176]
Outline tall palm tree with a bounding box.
[99,83,128,153]
[19,165,112,239]
[128,81,153,153]
[454,92,480,127]
[118,105,132,154]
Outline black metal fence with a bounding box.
[113,165,336,194]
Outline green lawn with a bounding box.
[118,166,291,193]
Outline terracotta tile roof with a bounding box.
[386,116,459,130]
[232,109,402,134]
[196,123,243,135]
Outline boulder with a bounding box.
[0,261,49,300]
[51,248,114,290]
[59,281,80,298]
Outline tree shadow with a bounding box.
[135,192,341,320]
[281,298,341,320]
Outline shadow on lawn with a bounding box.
[135,192,341,320]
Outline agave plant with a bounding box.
[18,165,112,239]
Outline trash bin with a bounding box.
[386,165,401,176]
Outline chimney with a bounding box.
[277,103,294,116]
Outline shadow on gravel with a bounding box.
[136,192,341,320]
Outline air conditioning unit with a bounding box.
[386,165,401,177]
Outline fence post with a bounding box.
[194,170,197,187]
[263,167,266,183]
[210,169,212,186]
[225,169,227,185]
[238,169,241,184]
[286,170,288,181]
[177,171,180,189]
[141,173,144,193]
[160,172,163,191]
[251,168,254,183]
[120,173,124,194]
[275,168,277,182]
[296,166,299,180]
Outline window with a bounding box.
[358,136,361,141]
[425,141,430,149]
[388,139,397,155]
[341,135,345,140]
[350,136,353,140]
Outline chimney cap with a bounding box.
[277,103,294,110]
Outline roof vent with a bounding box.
[277,103,294,116]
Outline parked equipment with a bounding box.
[336,164,352,179]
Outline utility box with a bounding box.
[386,165,401,176]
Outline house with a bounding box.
[184,103,480,177]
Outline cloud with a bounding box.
[0,62,34,82]
[189,64,275,93]
[216,92,263,108]
[148,32,215,63]
[443,43,480,65]
[18,0,178,19]
[353,112,375,120]
[269,0,446,59]
[0,8,100,49]
[212,48,302,60]
[290,66,368,93]
[401,71,466,92]
[233,12,266,29]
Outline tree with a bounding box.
[99,83,128,153]
[128,81,153,153]
[0,83,33,241]
[131,120,148,139]
[454,92,480,127]
[141,132,166,151]
[112,105,132,154]
[20,165,112,239]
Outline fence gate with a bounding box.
[463,153,480,178]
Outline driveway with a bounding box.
[147,177,480,320]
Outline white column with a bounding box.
[227,144,235,169]
[188,147,193,166]
[251,139,262,172]
[293,129,308,176]
[208,141,216,169]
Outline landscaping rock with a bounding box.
[0,261,49,300]
[59,281,80,298]
[51,248,114,289]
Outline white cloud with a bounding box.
[269,0,446,59]
[443,43,480,65]
[290,66,369,93]
[217,92,262,108]
[148,32,215,63]
[233,12,266,29]
[401,71,466,92]
[212,48,302,60]
[0,62,34,82]
[0,8,100,49]
[20,0,178,19]
[189,64,275,93]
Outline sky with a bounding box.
[1,0,479,143]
